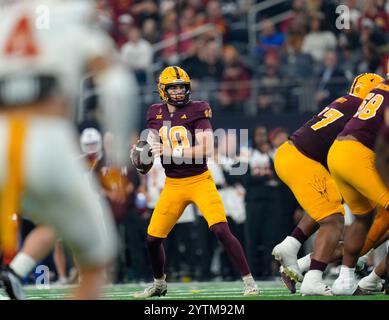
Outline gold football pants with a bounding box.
[275,141,344,221]
[148,170,227,238]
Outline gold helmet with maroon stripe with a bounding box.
[348,73,384,99]
[157,66,191,107]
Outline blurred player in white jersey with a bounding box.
[0,0,138,299]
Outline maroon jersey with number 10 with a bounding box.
[147,100,213,178]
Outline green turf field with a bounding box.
[5,280,388,300]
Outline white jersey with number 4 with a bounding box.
[0,0,125,266]
[0,0,114,107]
[0,0,113,105]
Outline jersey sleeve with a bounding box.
[193,103,213,130]
[146,106,154,129]
[380,96,389,142]
[146,105,159,129]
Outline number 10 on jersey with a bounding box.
[159,126,191,149]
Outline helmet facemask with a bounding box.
[164,83,191,107]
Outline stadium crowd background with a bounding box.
[21,0,389,285]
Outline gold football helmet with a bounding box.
[348,73,384,99]
[157,66,191,107]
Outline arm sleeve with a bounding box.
[193,104,213,130]
[146,107,154,129]
[194,118,212,130]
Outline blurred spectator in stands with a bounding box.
[339,45,360,81]
[253,19,285,58]
[256,50,286,114]
[217,62,251,112]
[378,55,389,76]
[196,39,224,100]
[222,44,246,67]
[185,0,204,11]
[160,10,180,63]
[338,19,362,79]
[142,18,160,44]
[108,0,133,46]
[308,0,338,34]
[182,39,224,101]
[280,0,309,35]
[359,18,387,47]
[95,0,114,33]
[356,42,382,74]
[159,9,195,64]
[176,6,198,56]
[116,14,135,48]
[121,26,153,84]
[160,4,208,64]
[345,0,362,26]
[315,51,347,108]
[220,0,253,46]
[301,13,336,64]
[181,37,206,91]
[160,0,175,16]
[205,0,227,35]
[131,0,159,27]
[108,0,132,23]
[220,0,247,24]
[181,6,198,31]
[268,127,289,154]
[338,17,361,51]
[359,0,389,33]
[281,33,313,79]
[217,45,251,112]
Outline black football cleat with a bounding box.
[0,267,26,300]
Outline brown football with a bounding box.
[131,140,154,174]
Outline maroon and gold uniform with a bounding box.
[275,73,383,223]
[290,94,363,168]
[147,100,211,178]
[275,95,362,221]
[146,100,227,238]
[328,80,389,215]
[339,80,389,150]
[133,67,257,299]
